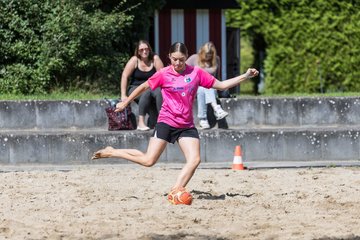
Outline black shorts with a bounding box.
[152,122,199,144]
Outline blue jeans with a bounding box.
[197,87,217,119]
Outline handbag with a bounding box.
[104,99,135,131]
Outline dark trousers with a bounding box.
[128,86,162,129]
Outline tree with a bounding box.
[0,0,164,94]
[227,0,360,94]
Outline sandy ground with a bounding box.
[0,164,359,240]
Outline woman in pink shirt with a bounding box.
[92,42,258,205]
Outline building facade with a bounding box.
[152,0,240,83]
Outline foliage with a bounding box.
[2,90,359,101]
[0,90,118,100]
[240,35,254,74]
[0,0,164,95]
[239,36,255,94]
[227,0,360,94]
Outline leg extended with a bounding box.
[92,137,167,167]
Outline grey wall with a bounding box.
[0,97,359,164]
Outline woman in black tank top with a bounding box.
[130,64,156,86]
[120,40,164,130]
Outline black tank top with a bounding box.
[130,62,156,86]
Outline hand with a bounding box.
[121,96,128,101]
[115,101,127,112]
[245,68,259,79]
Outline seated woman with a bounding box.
[186,42,228,129]
[121,40,164,130]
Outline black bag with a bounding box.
[104,99,135,131]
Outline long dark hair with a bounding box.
[134,40,154,61]
[168,42,188,57]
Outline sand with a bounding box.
[0,164,359,240]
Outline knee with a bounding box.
[142,157,157,167]
[154,92,162,102]
[190,156,201,168]
[155,95,163,104]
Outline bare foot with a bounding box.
[92,146,115,160]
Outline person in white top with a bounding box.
[186,42,228,129]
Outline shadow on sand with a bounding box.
[191,190,255,200]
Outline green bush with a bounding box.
[0,0,164,95]
[0,64,48,94]
[227,0,360,94]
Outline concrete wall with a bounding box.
[0,97,359,164]
[1,128,359,164]
[221,97,360,127]
[1,97,359,130]
[0,100,108,130]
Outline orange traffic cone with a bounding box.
[232,145,245,170]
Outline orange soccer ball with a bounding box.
[167,188,193,205]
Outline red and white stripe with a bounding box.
[154,9,227,80]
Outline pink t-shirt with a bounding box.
[148,65,216,128]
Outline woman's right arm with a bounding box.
[120,56,137,100]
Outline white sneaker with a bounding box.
[199,119,210,129]
[214,105,229,120]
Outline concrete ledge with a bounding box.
[1,97,359,165]
[1,128,359,164]
[1,97,359,130]
[0,100,108,130]
[221,96,360,127]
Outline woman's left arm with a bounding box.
[212,68,259,91]
[153,55,164,70]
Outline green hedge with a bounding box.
[227,0,360,94]
[0,0,164,94]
